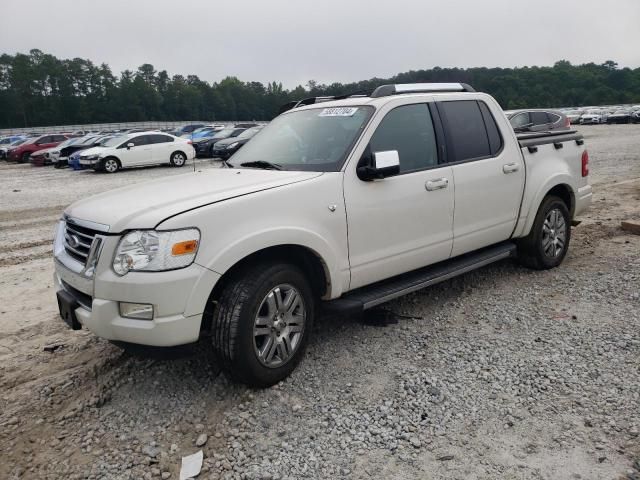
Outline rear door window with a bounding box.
[150,134,174,144]
[438,100,491,162]
[531,111,550,125]
[369,103,439,173]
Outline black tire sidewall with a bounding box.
[531,196,571,269]
[221,263,315,387]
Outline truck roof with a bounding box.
[283,83,481,113]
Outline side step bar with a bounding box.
[323,242,517,314]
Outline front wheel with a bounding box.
[101,157,120,173]
[516,195,571,270]
[170,151,187,167]
[20,152,30,163]
[211,262,314,387]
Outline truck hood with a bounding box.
[65,168,323,232]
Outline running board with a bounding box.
[323,242,517,314]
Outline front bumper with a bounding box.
[53,224,220,347]
[193,143,212,156]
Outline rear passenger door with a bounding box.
[436,99,525,257]
[149,134,175,164]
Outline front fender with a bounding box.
[197,226,344,299]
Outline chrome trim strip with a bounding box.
[65,225,96,240]
[363,251,513,310]
[64,215,110,233]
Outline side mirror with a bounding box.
[127,142,135,149]
[357,150,400,181]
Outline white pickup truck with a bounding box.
[53,83,592,386]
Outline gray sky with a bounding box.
[2,0,639,88]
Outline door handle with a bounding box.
[503,163,520,174]
[425,178,449,191]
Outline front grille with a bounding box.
[64,222,99,265]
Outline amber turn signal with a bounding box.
[171,240,199,256]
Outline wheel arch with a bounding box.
[519,179,576,237]
[200,244,330,334]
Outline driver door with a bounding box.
[343,100,455,290]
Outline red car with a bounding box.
[8,134,68,163]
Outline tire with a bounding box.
[170,151,187,167]
[19,152,30,164]
[516,195,571,270]
[101,157,120,173]
[209,145,215,158]
[212,262,315,387]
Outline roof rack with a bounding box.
[370,83,476,98]
[278,91,369,114]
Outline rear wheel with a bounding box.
[211,262,314,387]
[517,195,571,270]
[170,151,187,167]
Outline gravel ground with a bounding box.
[0,126,639,480]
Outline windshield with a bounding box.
[11,138,27,146]
[237,127,262,139]
[102,135,129,147]
[211,128,236,140]
[229,106,374,172]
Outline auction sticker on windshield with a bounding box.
[319,107,359,117]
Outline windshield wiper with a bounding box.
[239,160,283,170]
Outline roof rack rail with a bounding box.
[370,83,476,98]
[278,91,370,114]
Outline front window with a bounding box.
[237,127,262,139]
[229,106,374,172]
[102,135,129,147]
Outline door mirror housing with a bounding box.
[126,142,135,149]
[357,150,400,181]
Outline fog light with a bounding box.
[119,302,154,320]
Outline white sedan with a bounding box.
[79,132,195,173]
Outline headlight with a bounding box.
[86,154,102,160]
[226,142,239,149]
[113,228,200,276]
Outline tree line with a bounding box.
[1,49,639,128]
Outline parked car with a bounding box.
[504,109,570,132]
[211,126,264,159]
[7,134,68,163]
[30,147,59,166]
[607,110,633,124]
[171,124,205,137]
[78,132,194,173]
[53,82,592,387]
[192,127,247,157]
[187,125,227,140]
[0,136,26,159]
[631,110,640,124]
[52,136,102,168]
[564,110,585,125]
[580,109,606,125]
